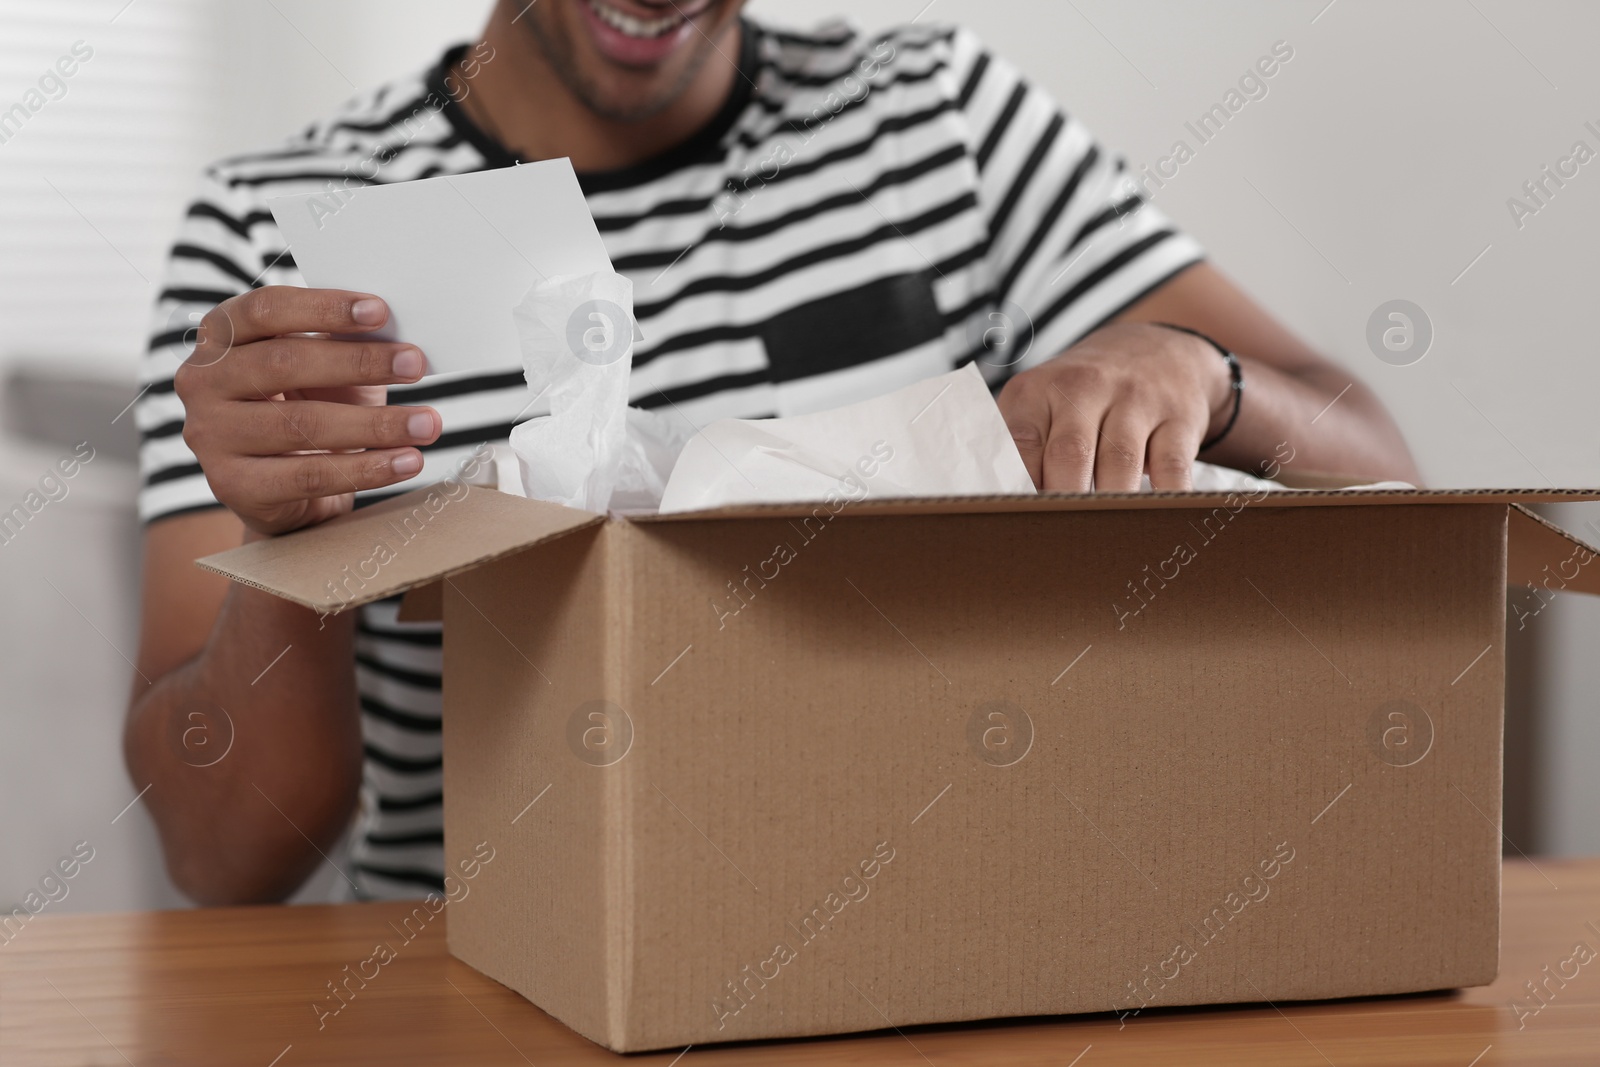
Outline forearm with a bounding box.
[124,582,363,905]
[1201,356,1422,486]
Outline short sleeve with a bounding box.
[948,28,1204,371]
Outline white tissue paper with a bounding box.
[612,406,698,512]
[507,271,639,513]
[507,270,697,514]
[657,363,1034,513]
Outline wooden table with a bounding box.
[4,859,1598,1066]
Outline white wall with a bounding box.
[2,0,1596,921]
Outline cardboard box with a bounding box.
[202,484,1600,1052]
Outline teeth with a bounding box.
[588,0,686,39]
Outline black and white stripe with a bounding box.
[136,19,1203,899]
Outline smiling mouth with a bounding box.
[585,0,708,39]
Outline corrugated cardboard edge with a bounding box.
[1494,506,1510,989]
[1507,503,1600,595]
[604,524,634,1050]
[194,486,604,613]
[633,486,1600,523]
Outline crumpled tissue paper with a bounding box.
[506,272,633,512]
[506,272,695,513]
[657,362,1034,513]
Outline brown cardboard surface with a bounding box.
[1507,504,1600,596]
[194,485,602,613]
[397,581,442,623]
[443,500,1507,1051]
[631,486,1600,523]
[442,523,618,1044]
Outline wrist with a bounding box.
[1202,345,1235,438]
[1151,323,1243,450]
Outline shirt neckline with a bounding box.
[426,23,760,194]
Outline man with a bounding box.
[127,0,1418,905]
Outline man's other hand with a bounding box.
[998,321,1232,493]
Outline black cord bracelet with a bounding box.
[1154,322,1243,451]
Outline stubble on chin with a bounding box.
[519,3,737,123]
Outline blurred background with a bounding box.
[1,0,1596,913]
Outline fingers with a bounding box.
[1041,400,1101,493]
[218,399,440,455]
[996,379,1052,489]
[206,286,389,351]
[1000,375,1108,492]
[1092,410,1152,493]
[167,286,436,536]
[1000,373,1194,493]
[995,322,1224,495]
[1145,420,1198,491]
[185,336,424,400]
[222,449,426,506]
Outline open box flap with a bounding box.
[629,486,1600,522]
[196,486,603,613]
[1508,503,1600,596]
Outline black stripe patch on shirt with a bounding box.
[760,269,943,381]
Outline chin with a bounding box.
[532,0,740,121]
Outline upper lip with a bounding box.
[592,0,714,20]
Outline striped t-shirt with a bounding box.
[137,19,1203,899]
